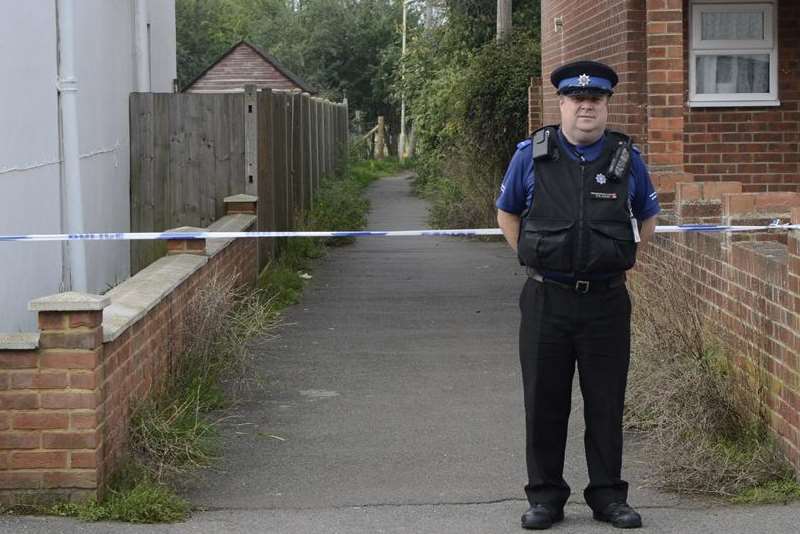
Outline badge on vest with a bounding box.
[595,173,607,185]
[590,191,617,200]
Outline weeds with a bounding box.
[26,156,404,523]
[50,478,190,523]
[128,274,276,486]
[626,263,799,501]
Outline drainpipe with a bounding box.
[133,0,150,91]
[57,0,88,292]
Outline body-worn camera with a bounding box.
[606,140,632,182]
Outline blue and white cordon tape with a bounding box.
[0,221,797,242]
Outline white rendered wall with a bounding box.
[0,1,176,331]
[0,3,64,332]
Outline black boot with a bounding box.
[592,502,642,529]
[521,504,564,530]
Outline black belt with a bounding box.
[526,267,626,294]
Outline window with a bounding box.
[689,1,779,107]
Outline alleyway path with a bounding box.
[3,173,799,533]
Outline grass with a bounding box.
[3,156,408,523]
[32,275,277,523]
[626,263,800,503]
[49,478,190,523]
[734,479,800,505]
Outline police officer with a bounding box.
[496,60,660,530]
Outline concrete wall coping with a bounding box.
[206,214,256,256]
[102,254,207,343]
[733,240,789,266]
[224,194,258,203]
[0,333,40,350]
[29,291,110,312]
[102,213,255,343]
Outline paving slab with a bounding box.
[3,173,798,533]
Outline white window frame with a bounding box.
[688,0,779,107]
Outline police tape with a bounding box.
[0,222,798,242]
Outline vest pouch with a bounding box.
[518,219,574,272]
[584,221,637,273]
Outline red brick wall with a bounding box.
[0,227,258,504]
[540,0,648,142]
[186,43,302,93]
[682,1,800,193]
[528,77,543,134]
[631,186,800,472]
[99,237,258,486]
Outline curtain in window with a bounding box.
[701,11,764,40]
[696,55,769,94]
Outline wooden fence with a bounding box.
[130,88,348,273]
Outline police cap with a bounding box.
[550,60,618,96]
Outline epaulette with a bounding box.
[517,139,532,150]
[632,144,641,154]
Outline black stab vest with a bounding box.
[517,126,638,276]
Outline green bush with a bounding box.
[407,30,539,229]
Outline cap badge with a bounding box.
[595,173,607,185]
[578,74,591,87]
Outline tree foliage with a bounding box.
[400,1,541,227]
[176,0,404,126]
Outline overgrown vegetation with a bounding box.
[400,1,540,229]
[49,463,190,523]
[14,156,406,524]
[20,276,277,523]
[626,263,800,502]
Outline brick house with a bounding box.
[183,40,314,94]
[529,0,800,473]
[530,0,799,204]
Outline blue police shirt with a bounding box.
[496,129,661,221]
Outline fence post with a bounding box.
[375,116,385,160]
[301,93,313,209]
[257,88,275,268]
[244,85,258,197]
[291,93,303,220]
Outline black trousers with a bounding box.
[519,277,631,512]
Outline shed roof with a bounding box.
[182,40,315,94]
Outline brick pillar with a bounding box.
[0,292,109,504]
[646,0,689,206]
[165,226,206,256]
[722,192,800,249]
[224,194,258,216]
[528,77,543,136]
[674,182,742,224]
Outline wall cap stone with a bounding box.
[224,194,258,203]
[102,254,207,343]
[206,214,257,256]
[167,226,205,234]
[29,292,110,312]
[0,332,40,350]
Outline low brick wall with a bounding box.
[0,196,259,504]
[631,184,800,472]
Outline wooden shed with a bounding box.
[182,40,314,94]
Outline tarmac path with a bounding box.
[2,173,799,533]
